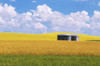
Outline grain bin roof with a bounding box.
[58,34,78,36]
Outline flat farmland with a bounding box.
[0,40,100,56]
[0,32,100,66]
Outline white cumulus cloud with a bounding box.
[0,4,100,36]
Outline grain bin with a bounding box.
[57,34,79,41]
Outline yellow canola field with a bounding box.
[0,32,100,55]
[0,32,100,41]
[0,40,100,56]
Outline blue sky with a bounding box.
[0,0,100,36]
[1,0,100,15]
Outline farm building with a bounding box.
[57,34,79,41]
